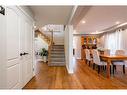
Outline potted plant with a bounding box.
[40,48,48,62]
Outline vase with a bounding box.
[43,56,47,62]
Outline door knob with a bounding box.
[24,52,29,55]
[20,53,24,56]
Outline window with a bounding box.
[101,29,126,54]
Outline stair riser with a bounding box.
[50,62,65,64]
[50,59,65,62]
[51,56,65,58]
[51,52,64,53]
[52,46,64,47]
[48,64,65,66]
[49,45,65,66]
[52,46,64,48]
[51,51,64,52]
[52,47,64,49]
[51,49,64,51]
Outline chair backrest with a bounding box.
[115,50,125,56]
[85,49,91,61]
[104,49,110,55]
[92,49,101,65]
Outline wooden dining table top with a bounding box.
[100,54,127,60]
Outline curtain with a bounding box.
[101,29,126,54]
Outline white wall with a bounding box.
[53,31,64,45]
[64,25,73,73]
[41,25,64,45]
[34,37,48,61]
[43,30,64,45]
[73,36,81,59]
[34,37,48,51]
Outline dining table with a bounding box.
[100,54,127,78]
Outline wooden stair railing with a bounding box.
[48,41,52,65]
[47,30,53,66]
[35,29,53,65]
[35,29,51,45]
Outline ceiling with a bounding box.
[29,6,73,28]
[75,6,127,34]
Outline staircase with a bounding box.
[48,45,65,66]
[35,29,51,45]
[35,29,65,66]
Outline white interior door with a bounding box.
[20,18,33,87]
[6,7,20,89]
[0,7,6,89]
[6,7,33,89]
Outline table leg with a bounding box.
[107,59,111,78]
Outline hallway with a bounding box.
[24,60,127,89]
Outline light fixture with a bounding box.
[81,20,86,24]
[34,25,36,29]
[42,26,47,31]
[115,21,120,24]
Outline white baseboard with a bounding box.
[66,64,74,74]
[36,59,43,61]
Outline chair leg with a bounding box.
[110,65,112,74]
[113,65,115,74]
[104,66,106,70]
[86,60,88,64]
[114,65,116,70]
[102,66,104,70]
[89,61,90,66]
[86,60,89,64]
[98,65,100,74]
[93,63,95,69]
[123,65,125,74]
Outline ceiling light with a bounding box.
[34,25,37,29]
[81,20,86,24]
[42,26,47,31]
[115,21,120,24]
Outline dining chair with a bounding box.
[92,49,108,74]
[113,50,126,74]
[85,49,92,66]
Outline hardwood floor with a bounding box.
[23,59,127,89]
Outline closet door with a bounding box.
[6,7,20,89]
[0,6,6,89]
[20,18,33,87]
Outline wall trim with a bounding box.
[66,64,74,74]
[16,6,34,22]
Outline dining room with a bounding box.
[73,6,127,82]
